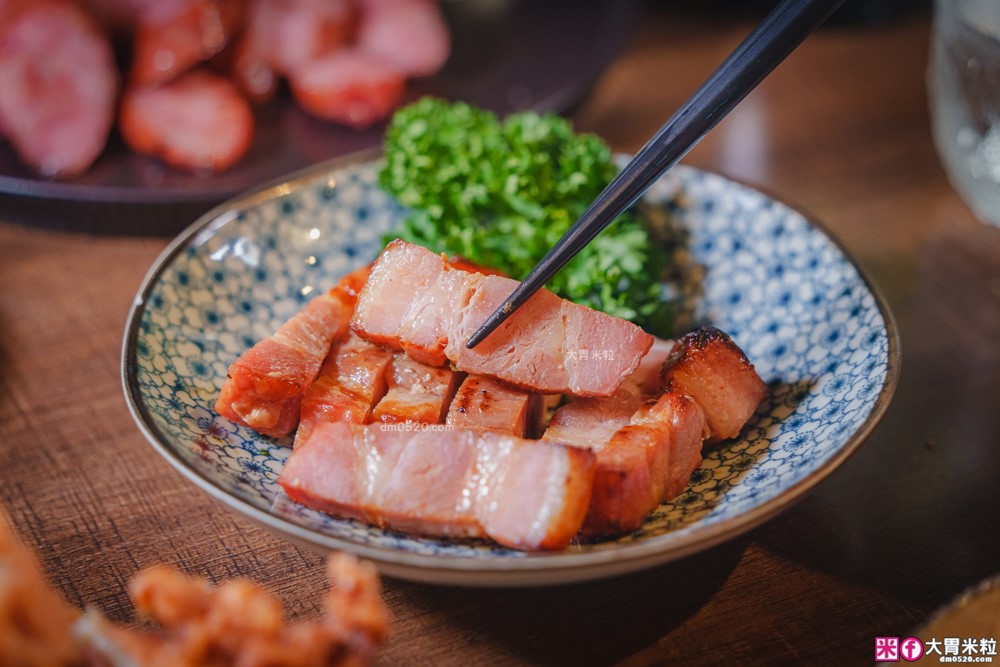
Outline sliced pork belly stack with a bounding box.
[577,393,705,537]
[543,336,673,449]
[631,394,707,501]
[543,389,644,451]
[540,339,697,537]
[215,267,369,438]
[352,240,654,396]
[294,333,395,447]
[350,240,466,366]
[446,375,542,438]
[446,276,654,397]
[278,422,596,550]
[628,336,677,394]
[370,353,462,424]
[543,330,764,538]
[660,327,768,442]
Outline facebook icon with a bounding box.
[900,637,924,661]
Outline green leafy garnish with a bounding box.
[379,98,670,335]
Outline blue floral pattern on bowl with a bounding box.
[123,154,899,586]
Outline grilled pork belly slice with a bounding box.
[350,239,456,365]
[446,275,654,397]
[446,375,542,438]
[543,337,674,449]
[631,393,707,500]
[294,333,395,447]
[542,330,762,538]
[543,332,759,537]
[543,389,644,451]
[588,393,706,537]
[548,391,706,538]
[352,240,654,396]
[660,327,768,441]
[370,353,462,424]
[628,336,677,394]
[215,267,369,438]
[279,422,596,550]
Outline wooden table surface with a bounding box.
[3,5,1000,666]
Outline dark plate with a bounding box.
[0,0,636,234]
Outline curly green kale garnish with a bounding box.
[379,98,670,335]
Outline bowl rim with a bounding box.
[120,149,901,581]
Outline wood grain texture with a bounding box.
[2,6,999,666]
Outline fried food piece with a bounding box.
[0,513,82,667]
[0,509,387,666]
[76,553,388,667]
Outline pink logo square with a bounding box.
[876,637,900,662]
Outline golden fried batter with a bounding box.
[77,554,388,667]
[0,513,82,667]
[0,510,388,667]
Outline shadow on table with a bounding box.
[388,537,746,666]
[753,224,1000,616]
[754,398,1000,615]
[635,376,818,541]
[379,376,816,665]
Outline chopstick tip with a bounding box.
[465,328,488,349]
[465,300,514,348]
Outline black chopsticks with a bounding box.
[466,0,846,349]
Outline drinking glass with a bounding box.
[929,0,1000,228]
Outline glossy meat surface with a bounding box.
[352,240,653,396]
[280,421,596,550]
